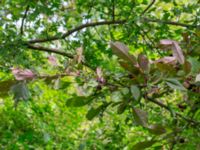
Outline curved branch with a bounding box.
[27,18,198,44]
[28,20,126,44]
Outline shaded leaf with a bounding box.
[117,102,127,114]
[66,96,93,107]
[138,54,149,73]
[183,60,191,74]
[119,60,140,74]
[165,78,186,91]
[11,82,30,101]
[86,106,102,120]
[132,108,148,127]
[156,63,176,74]
[130,85,140,100]
[131,140,157,150]
[110,41,136,64]
[147,124,166,135]
[0,80,17,97]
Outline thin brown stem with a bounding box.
[142,17,198,28]
[141,0,156,16]
[20,5,30,35]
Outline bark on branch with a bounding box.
[27,18,198,44]
[28,20,126,44]
[27,44,92,69]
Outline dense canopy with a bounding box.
[0,0,200,149]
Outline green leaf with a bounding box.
[165,78,186,91]
[130,85,140,100]
[130,140,157,150]
[132,108,148,127]
[117,102,127,114]
[147,124,166,135]
[66,96,93,107]
[86,106,102,120]
[188,57,200,74]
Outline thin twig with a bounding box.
[141,0,156,16]
[112,0,115,21]
[142,17,199,28]
[20,5,30,35]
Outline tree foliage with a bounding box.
[0,0,200,149]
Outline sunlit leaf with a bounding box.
[11,68,36,81]
[171,41,185,64]
[110,41,136,64]
[195,74,200,83]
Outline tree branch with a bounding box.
[27,18,198,44]
[142,17,199,28]
[141,0,156,16]
[27,44,74,58]
[147,97,200,125]
[28,20,126,44]
[20,5,30,35]
[26,44,92,69]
